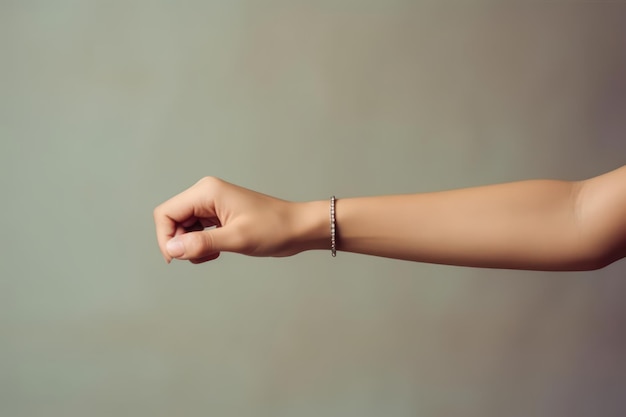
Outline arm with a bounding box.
[153,166,626,270]
[320,173,619,270]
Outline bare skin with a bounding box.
[153,165,626,271]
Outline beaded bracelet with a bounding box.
[330,196,337,257]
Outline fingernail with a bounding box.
[167,237,185,258]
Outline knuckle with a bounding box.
[200,232,215,253]
[202,176,227,192]
[195,176,226,201]
[153,205,163,220]
[197,176,222,188]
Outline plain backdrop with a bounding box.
[2,2,626,416]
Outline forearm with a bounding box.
[299,180,592,270]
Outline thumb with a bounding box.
[167,227,230,260]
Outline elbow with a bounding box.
[567,236,625,271]
[570,178,626,271]
[575,254,614,271]
[578,246,624,271]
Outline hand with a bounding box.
[153,177,326,264]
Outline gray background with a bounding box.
[2,1,626,416]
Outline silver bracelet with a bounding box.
[330,196,337,257]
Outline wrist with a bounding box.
[288,200,332,253]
